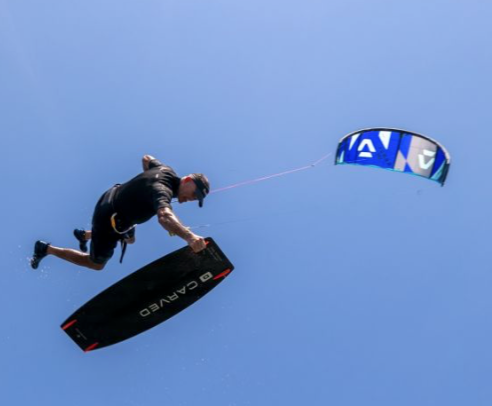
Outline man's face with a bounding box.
[178,178,198,203]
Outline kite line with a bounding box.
[210,152,332,194]
[185,152,332,231]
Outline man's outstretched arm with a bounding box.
[157,207,207,253]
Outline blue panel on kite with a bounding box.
[335,128,451,185]
[61,237,234,352]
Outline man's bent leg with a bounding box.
[73,229,92,253]
[47,245,104,271]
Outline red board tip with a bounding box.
[213,268,232,280]
[84,342,99,353]
[62,319,77,330]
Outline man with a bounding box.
[30,155,210,271]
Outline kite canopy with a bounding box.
[335,128,451,185]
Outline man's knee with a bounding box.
[88,259,106,271]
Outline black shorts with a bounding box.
[90,186,120,265]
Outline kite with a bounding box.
[335,128,451,185]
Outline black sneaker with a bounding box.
[31,240,50,270]
[73,229,88,253]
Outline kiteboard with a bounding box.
[61,237,234,352]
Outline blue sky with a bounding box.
[2,0,492,405]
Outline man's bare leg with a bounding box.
[47,245,104,271]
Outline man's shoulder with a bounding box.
[147,165,180,189]
[159,165,177,174]
[149,165,179,179]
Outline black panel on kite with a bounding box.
[335,128,451,185]
[61,237,234,352]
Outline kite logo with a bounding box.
[358,140,376,158]
[353,131,392,159]
[418,149,436,170]
[139,272,214,318]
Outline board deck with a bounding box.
[61,238,234,352]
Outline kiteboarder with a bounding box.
[30,155,210,271]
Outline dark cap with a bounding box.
[191,173,210,207]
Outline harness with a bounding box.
[108,185,136,264]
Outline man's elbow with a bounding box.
[142,155,155,170]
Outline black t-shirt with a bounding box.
[112,159,180,228]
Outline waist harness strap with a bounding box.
[119,240,127,264]
[107,184,135,264]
